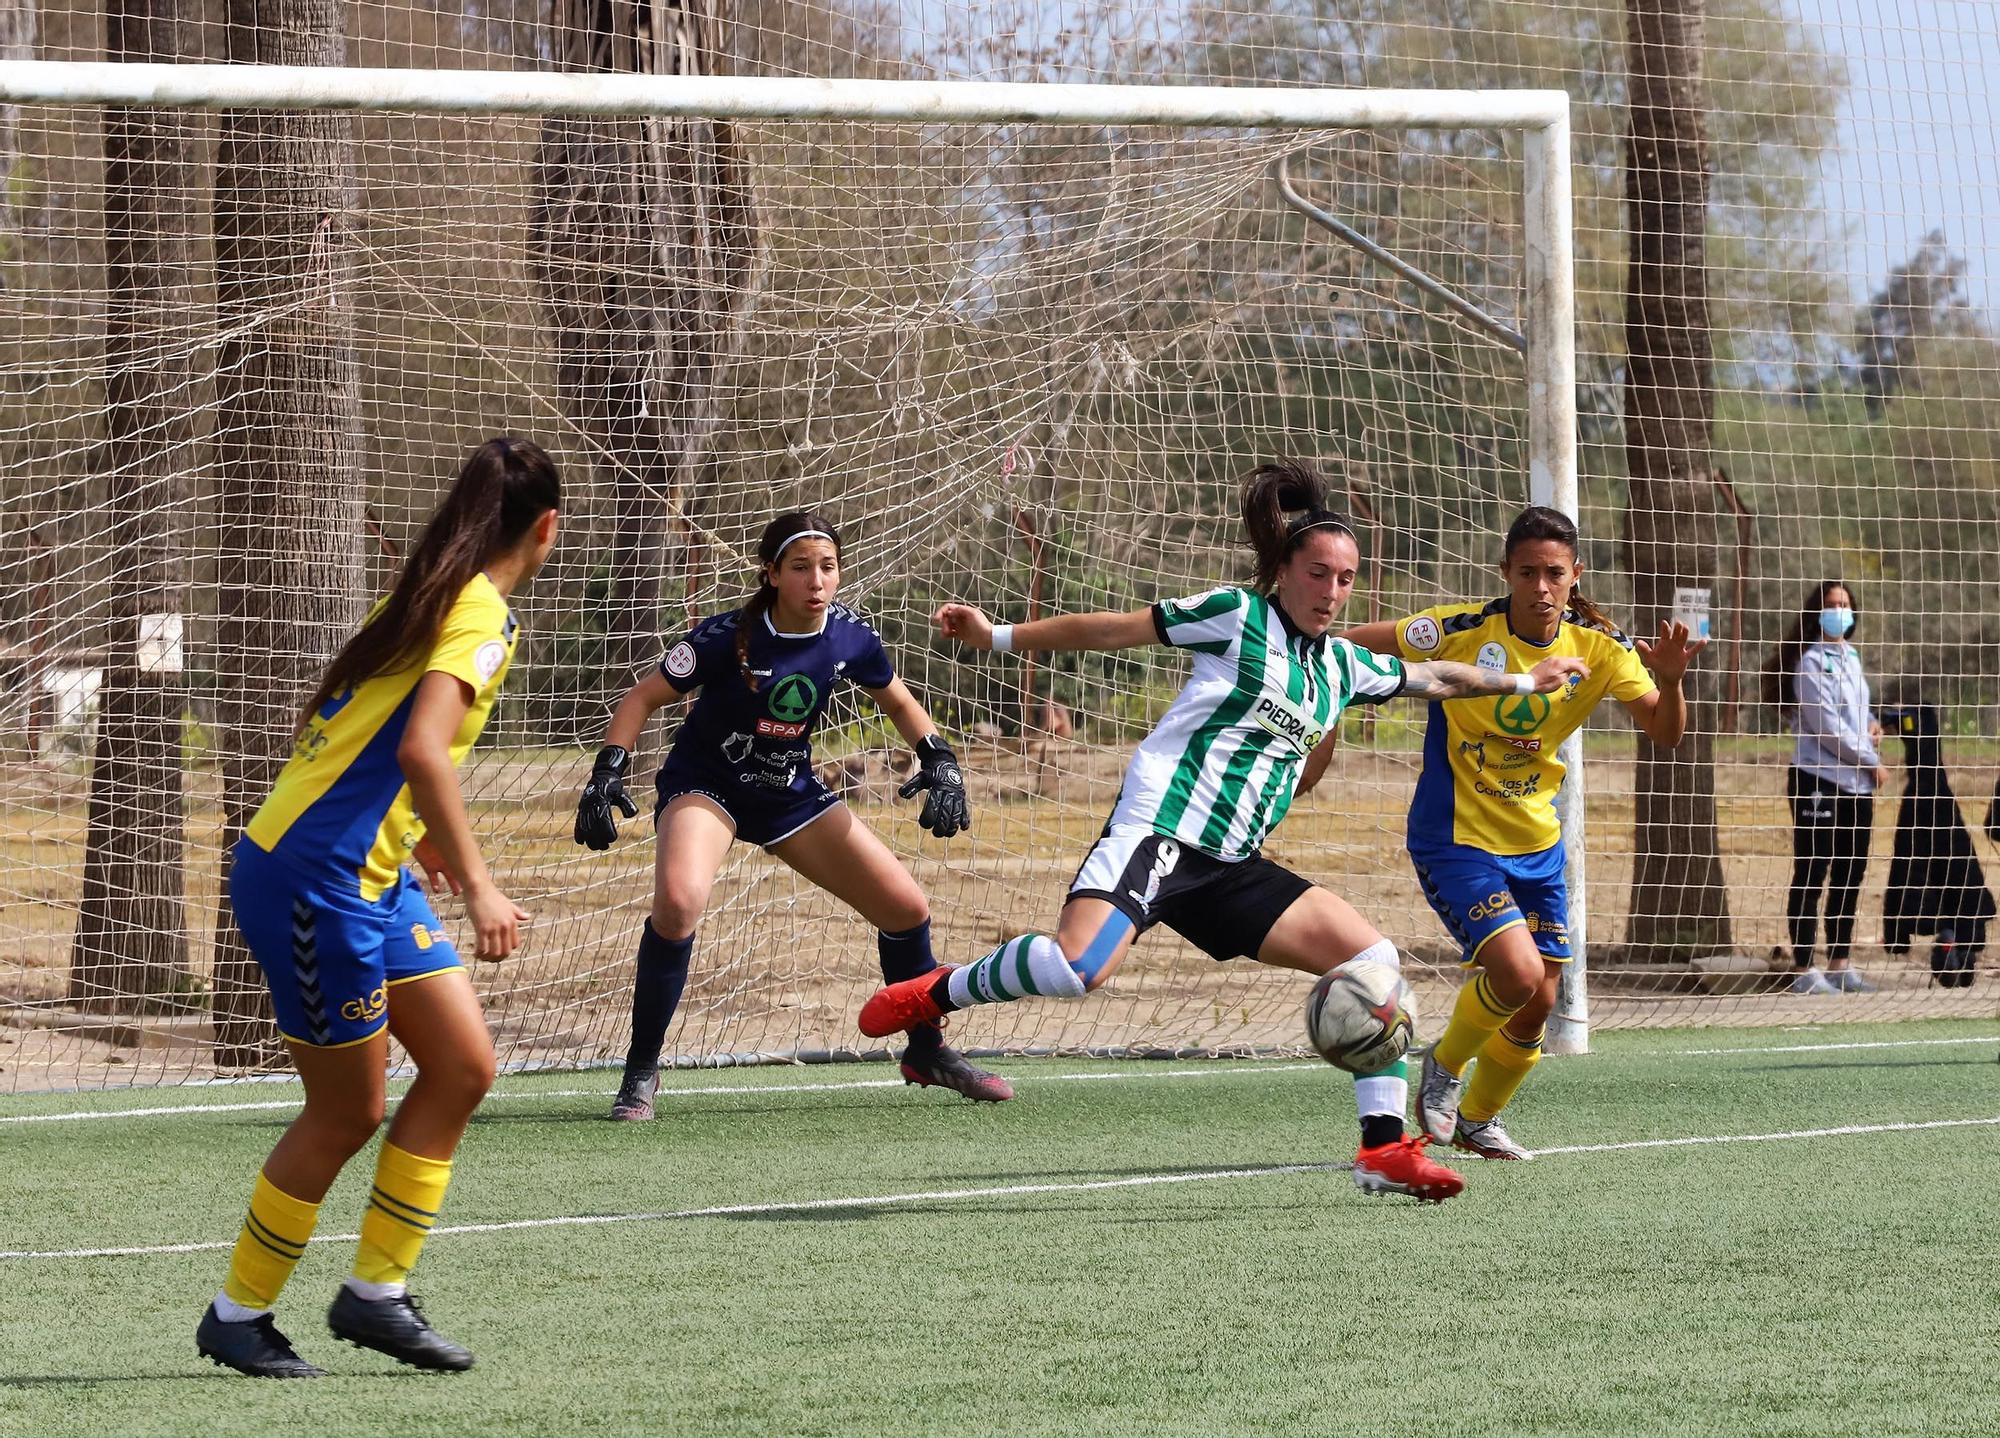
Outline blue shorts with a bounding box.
[1410,840,1572,966]
[654,756,840,849]
[228,839,464,1048]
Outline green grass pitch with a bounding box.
[4,1020,1998,1437]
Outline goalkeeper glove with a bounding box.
[898,734,970,839]
[575,744,640,850]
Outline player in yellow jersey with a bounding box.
[195,437,560,1378]
[1336,505,1704,1159]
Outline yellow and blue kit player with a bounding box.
[196,436,559,1380]
[1343,505,1704,1160]
[231,575,516,1048]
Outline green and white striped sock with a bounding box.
[946,935,1085,1007]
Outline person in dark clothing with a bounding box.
[1881,705,1993,988]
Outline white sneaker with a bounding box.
[1828,968,1877,994]
[1789,968,1837,995]
[1415,1048,1464,1143]
[1452,1115,1533,1161]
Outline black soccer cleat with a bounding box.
[327,1287,474,1372]
[609,1066,659,1122]
[196,1303,326,1378]
[899,1040,1015,1103]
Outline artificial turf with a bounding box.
[4,1019,1997,1437]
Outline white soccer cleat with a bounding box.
[1452,1115,1533,1161]
[1789,967,1837,996]
[1828,968,1877,994]
[1415,1047,1464,1144]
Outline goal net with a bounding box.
[0,60,1976,1093]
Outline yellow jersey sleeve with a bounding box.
[428,581,514,695]
[1593,628,1657,705]
[1389,603,1491,663]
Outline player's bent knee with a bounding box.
[651,892,707,937]
[304,1099,385,1156]
[1483,949,1542,1006]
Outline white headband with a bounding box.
[775,529,836,557]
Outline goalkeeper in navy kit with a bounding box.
[575,511,1010,1119]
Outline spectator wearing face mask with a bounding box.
[1765,580,1888,994]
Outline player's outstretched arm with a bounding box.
[865,676,971,839]
[1401,654,1590,700]
[1339,620,1399,652]
[575,671,687,851]
[934,602,1159,655]
[1625,618,1707,748]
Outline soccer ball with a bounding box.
[1304,960,1418,1074]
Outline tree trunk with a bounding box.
[208,0,364,1065]
[67,0,206,1012]
[1621,0,1732,960]
[0,0,33,239]
[532,0,760,688]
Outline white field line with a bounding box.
[4,1032,1995,1127]
[0,1063,1325,1125]
[4,1114,1997,1263]
[1661,1035,1999,1058]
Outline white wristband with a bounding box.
[1510,672,1535,695]
[990,624,1014,653]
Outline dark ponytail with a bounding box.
[735,510,842,692]
[1240,461,1356,590]
[1503,505,1621,636]
[301,435,559,725]
[1765,578,1859,712]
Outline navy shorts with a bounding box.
[1410,840,1572,966]
[228,839,463,1048]
[654,757,841,849]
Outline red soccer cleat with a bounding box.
[858,968,952,1038]
[1351,1134,1466,1203]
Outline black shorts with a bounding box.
[1067,827,1313,962]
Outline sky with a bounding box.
[1790,0,2000,309]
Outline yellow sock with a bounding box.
[1430,971,1523,1075]
[1459,1026,1544,1122]
[222,1171,321,1311]
[352,1142,453,1287]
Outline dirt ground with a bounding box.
[5,735,1997,1091]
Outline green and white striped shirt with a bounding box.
[1107,586,1406,860]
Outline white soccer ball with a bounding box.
[1304,959,1419,1074]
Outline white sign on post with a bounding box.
[138,612,185,673]
[1672,586,1712,641]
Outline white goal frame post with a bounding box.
[0,64,1588,1053]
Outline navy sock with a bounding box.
[1360,1114,1404,1149]
[877,920,937,984]
[624,921,693,1075]
[878,921,943,1054]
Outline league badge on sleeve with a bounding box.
[663,641,698,682]
[474,639,507,683]
[1403,615,1441,653]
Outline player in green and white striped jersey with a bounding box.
[859,462,1588,1202]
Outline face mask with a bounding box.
[1820,606,1854,639]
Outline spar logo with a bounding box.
[1492,692,1550,737]
[767,673,818,724]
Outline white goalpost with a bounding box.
[0,63,1584,1086]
